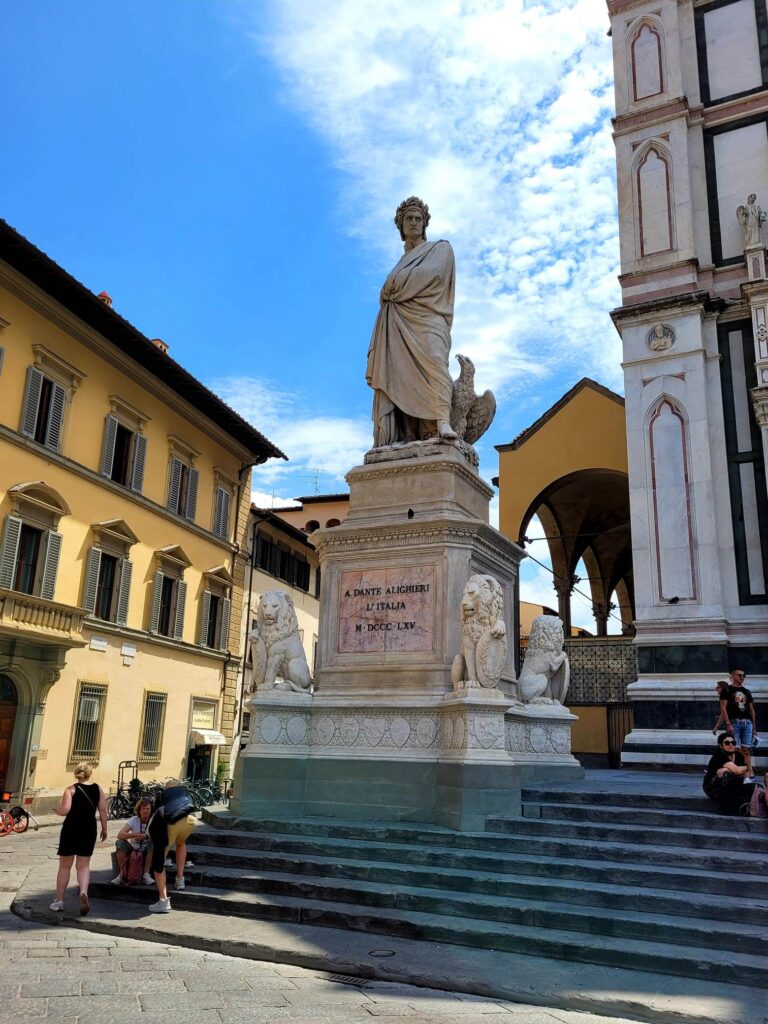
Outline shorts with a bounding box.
[149,814,197,874]
[115,838,152,856]
[731,720,753,747]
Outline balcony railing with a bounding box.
[0,588,86,642]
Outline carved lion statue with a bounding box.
[451,574,507,689]
[518,614,570,705]
[248,591,312,694]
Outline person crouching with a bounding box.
[112,798,154,886]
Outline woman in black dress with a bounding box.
[50,762,107,915]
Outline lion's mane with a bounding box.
[257,590,300,646]
[527,614,564,654]
[461,574,504,636]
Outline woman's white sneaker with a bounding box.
[49,900,64,911]
[142,873,154,885]
[175,877,185,890]
[149,897,171,913]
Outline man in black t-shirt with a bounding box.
[719,669,758,779]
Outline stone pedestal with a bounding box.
[233,440,582,830]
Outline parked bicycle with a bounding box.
[0,789,40,835]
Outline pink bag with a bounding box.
[749,786,768,818]
[121,849,144,885]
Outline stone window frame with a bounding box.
[0,483,70,600]
[212,468,236,540]
[99,395,150,494]
[626,15,666,104]
[19,346,85,455]
[198,565,233,651]
[67,679,109,766]
[137,689,168,765]
[149,545,191,640]
[632,139,676,260]
[82,519,139,626]
[166,435,200,523]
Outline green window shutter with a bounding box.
[116,558,132,625]
[40,530,63,601]
[149,570,164,633]
[0,515,23,590]
[219,596,231,651]
[130,433,147,493]
[167,457,182,512]
[184,468,199,522]
[173,579,187,640]
[20,367,43,438]
[198,590,212,646]
[44,383,66,452]
[83,547,102,614]
[100,415,119,477]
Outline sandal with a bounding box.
[79,891,89,916]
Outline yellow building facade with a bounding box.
[0,220,282,808]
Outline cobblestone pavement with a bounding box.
[0,822,647,1024]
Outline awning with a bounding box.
[189,729,227,746]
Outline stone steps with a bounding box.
[91,880,768,989]
[520,785,715,812]
[189,829,765,901]
[520,800,768,833]
[176,862,768,953]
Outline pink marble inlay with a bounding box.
[338,565,435,654]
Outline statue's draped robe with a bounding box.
[366,239,455,447]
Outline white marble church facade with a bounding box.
[607,0,767,767]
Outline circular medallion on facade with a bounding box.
[390,717,411,748]
[551,727,569,753]
[416,717,437,747]
[476,632,508,688]
[314,716,335,746]
[362,717,386,747]
[647,323,675,351]
[286,716,308,745]
[260,715,282,744]
[529,725,547,753]
[339,716,360,745]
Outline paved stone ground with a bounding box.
[1,821,649,1024]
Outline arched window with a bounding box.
[636,144,674,257]
[630,20,664,101]
[325,519,341,528]
[648,399,696,602]
[304,520,320,533]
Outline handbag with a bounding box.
[121,848,144,885]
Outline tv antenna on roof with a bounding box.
[300,468,328,495]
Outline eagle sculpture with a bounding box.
[450,354,496,445]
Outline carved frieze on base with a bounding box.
[242,687,579,768]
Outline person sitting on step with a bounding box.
[112,798,154,886]
[703,733,755,815]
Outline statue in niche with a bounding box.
[248,591,313,694]
[737,194,766,249]
[366,196,458,447]
[451,574,508,690]
[518,614,570,705]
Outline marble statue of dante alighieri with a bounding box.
[366,196,458,447]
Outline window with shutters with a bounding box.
[69,682,108,762]
[199,566,233,651]
[138,691,167,763]
[212,484,232,539]
[149,546,190,641]
[100,401,148,493]
[19,346,84,455]
[84,520,137,625]
[166,437,199,522]
[1,484,69,600]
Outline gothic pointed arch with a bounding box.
[627,16,665,102]
[633,140,675,258]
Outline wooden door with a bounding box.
[0,676,18,793]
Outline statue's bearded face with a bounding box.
[401,208,425,243]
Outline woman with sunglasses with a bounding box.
[703,733,755,815]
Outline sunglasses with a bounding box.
[723,740,737,746]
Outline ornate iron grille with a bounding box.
[70,683,107,760]
[563,638,638,704]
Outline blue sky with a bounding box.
[1,1,623,629]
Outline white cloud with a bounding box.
[255,0,623,400]
[211,375,368,499]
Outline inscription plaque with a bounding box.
[338,565,435,654]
